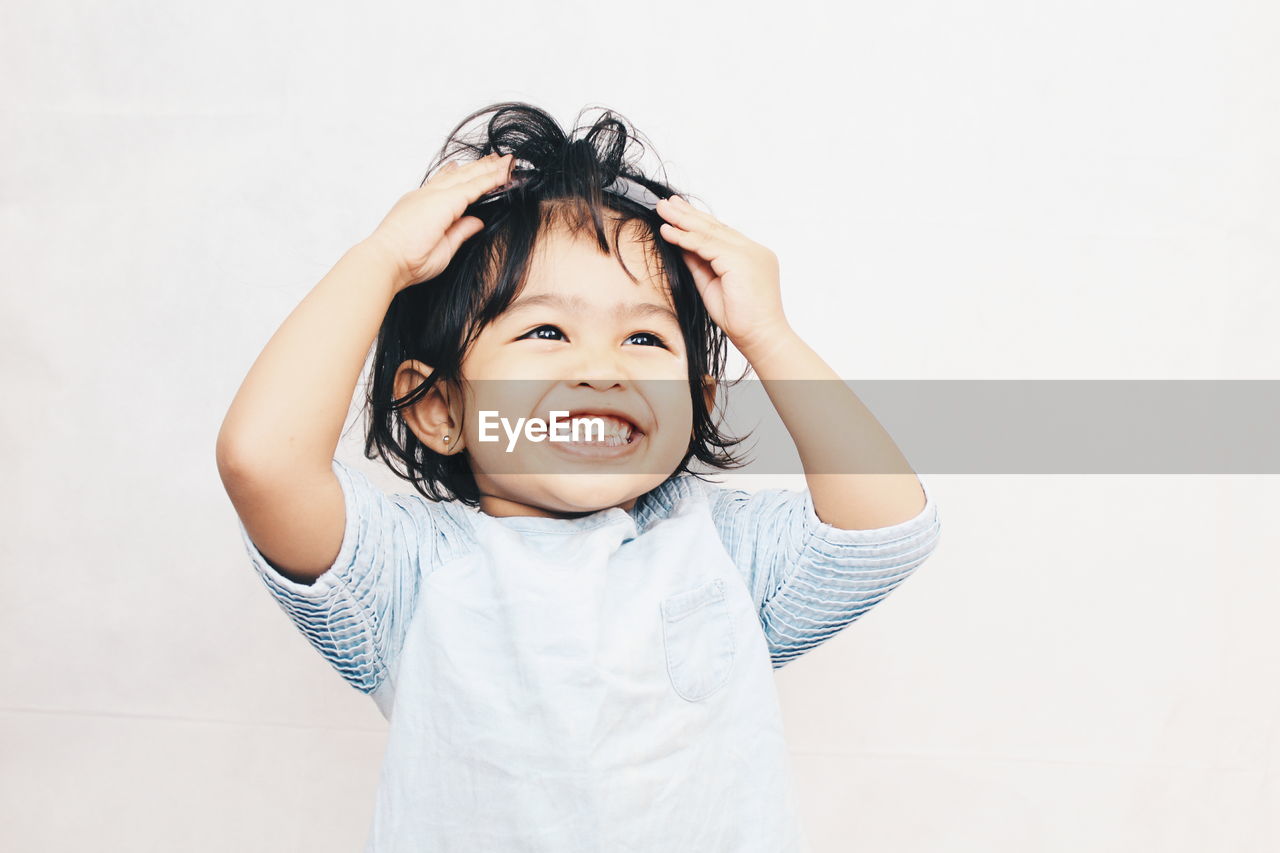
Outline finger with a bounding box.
[414,215,486,283]
[432,153,512,191]
[656,195,713,225]
[420,160,456,189]
[442,214,486,251]
[680,248,717,291]
[450,159,518,205]
[659,222,726,261]
[657,196,745,244]
[432,153,504,186]
[425,158,466,184]
[463,154,514,191]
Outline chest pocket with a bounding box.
[660,578,737,702]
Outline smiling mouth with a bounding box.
[564,414,641,445]
[551,414,646,459]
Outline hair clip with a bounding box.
[601,175,662,210]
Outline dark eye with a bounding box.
[625,331,669,348]
[518,324,566,341]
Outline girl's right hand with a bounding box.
[363,152,516,293]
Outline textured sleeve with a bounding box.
[707,478,942,668]
[235,457,432,694]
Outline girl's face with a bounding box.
[409,222,711,519]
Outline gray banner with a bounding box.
[431,380,1280,474]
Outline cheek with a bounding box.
[656,395,696,447]
[468,379,528,419]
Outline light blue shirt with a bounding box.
[237,459,942,851]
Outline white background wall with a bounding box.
[4,1,1278,850]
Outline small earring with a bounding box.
[443,435,450,443]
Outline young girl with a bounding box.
[217,102,942,852]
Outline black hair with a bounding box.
[361,101,752,507]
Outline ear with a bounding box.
[700,373,718,418]
[693,373,718,437]
[394,359,465,455]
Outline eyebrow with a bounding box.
[504,292,680,326]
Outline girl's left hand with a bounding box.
[655,195,790,356]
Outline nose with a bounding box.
[574,378,625,396]
[569,337,628,390]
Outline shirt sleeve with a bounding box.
[235,457,432,695]
[706,478,942,668]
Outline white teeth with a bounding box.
[569,415,634,443]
